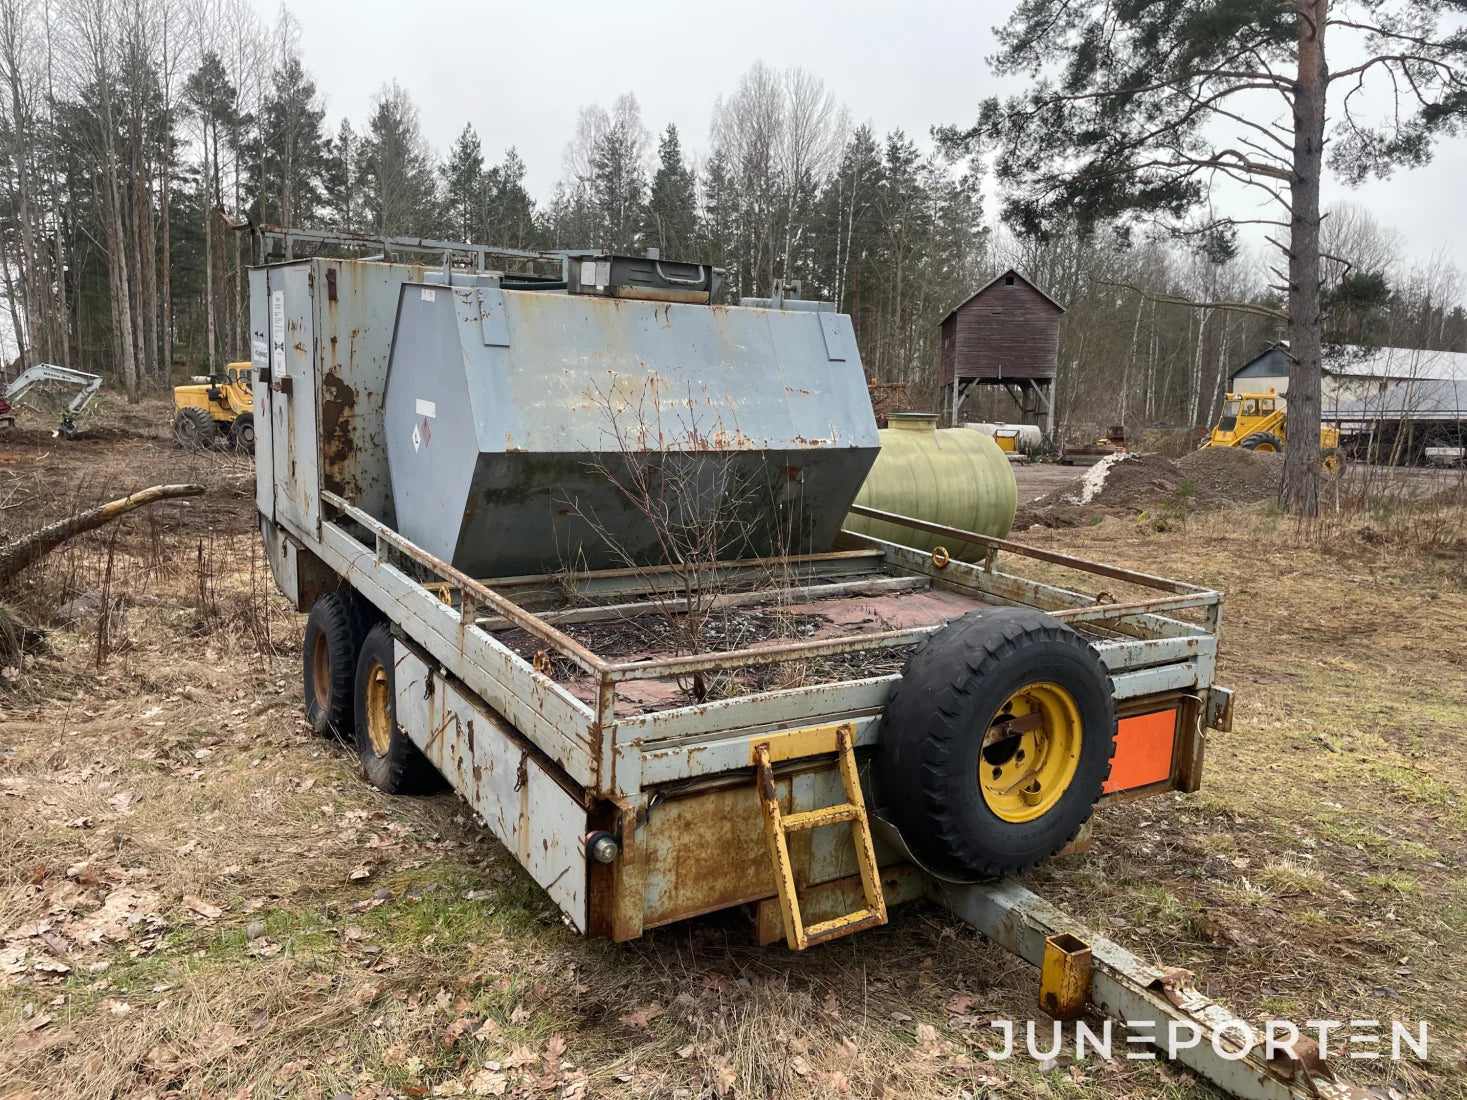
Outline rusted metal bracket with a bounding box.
[934,878,1367,1100]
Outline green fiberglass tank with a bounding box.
[845,412,1017,560]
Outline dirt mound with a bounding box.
[1068,452,1182,507]
[1018,447,1284,526]
[1147,426,1211,458]
[1176,446,1284,503]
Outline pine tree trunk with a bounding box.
[139,149,158,384]
[1,239,24,378]
[158,140,172,379]
[127,147,148,382]
[202,134,216,375]
[232,143,243,359]
[51,202,68,368]
[1281,0,1328,517]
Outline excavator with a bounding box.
[0,364,103,439]
[1203,389,1343,474]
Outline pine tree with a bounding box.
[697,148,738,291]
[642,124,695,259]
[252,56,327,228]
[484,148,536,248]
[322,119,357,231]
[357,82,437,237]
[589,118,645,253]
[440,123,485,241]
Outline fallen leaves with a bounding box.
[274,1059,311,1087]
[352,980,384,1009]
[468,1069,508,1096]
[107,790,135,814]
[712,1060,737,1097]
[182,895,224,920]
[618,1002,663,1030]
[11,1022,75,1055]
[192,1020,247,1060]
[505,1044,538,1069]
[67,886,164,946]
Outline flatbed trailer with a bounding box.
[247,233,1363,1098]
[281,489,1227,941]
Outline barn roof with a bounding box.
[940,269,1066,324]
[1231,341,1467,384]
[1330,377,1467,424]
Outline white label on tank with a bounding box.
[412,424,421,452]
[420,287,437,303]
[580,260,596,287]
[596,260,611,287]
[415,398,437,419]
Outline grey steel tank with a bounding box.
[382,261,880,578]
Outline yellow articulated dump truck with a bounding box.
[172,362,255,453]
[1204,390,1342,474]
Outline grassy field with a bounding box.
[1,416,1464,1099]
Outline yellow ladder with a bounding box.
[753,722,888,950]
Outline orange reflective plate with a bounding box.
[1102,709,1177,794]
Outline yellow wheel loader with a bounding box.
[1203,390,1342,474]
[172,362,255,454]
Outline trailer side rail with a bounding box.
[311,492,1224,799]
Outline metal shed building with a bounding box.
[1230,342,1467,415]
[1330,377,1467,464]
[939,269,1064,433]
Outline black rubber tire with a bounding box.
[353,623,440,794]
[1320,446,1342,476]
[229,412,256,455]
[303,592,366,737]
[172,406,217,449]
[1238,431,1283,453]
[878,607,1117,879]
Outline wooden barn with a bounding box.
[939,269,1064,434]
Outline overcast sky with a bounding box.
[258,0,1467,270]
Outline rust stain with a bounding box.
[319,370,357,496]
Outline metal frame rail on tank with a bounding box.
[246,226,1363,1099]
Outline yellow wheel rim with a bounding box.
[1252,441,1277,452]
[365,661,393,757]
[979,682,1083,824]
[311,632,332,709]
[1322,452,1342,475]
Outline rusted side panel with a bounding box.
[266,264,320,533]
[638,760,901,930]
[393,644,589,929]
[751,864,927,947]
[314,259,430,525]
[640,783,781,927]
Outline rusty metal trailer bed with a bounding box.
[248,233,1365,1099]
[279,489,1229,941]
